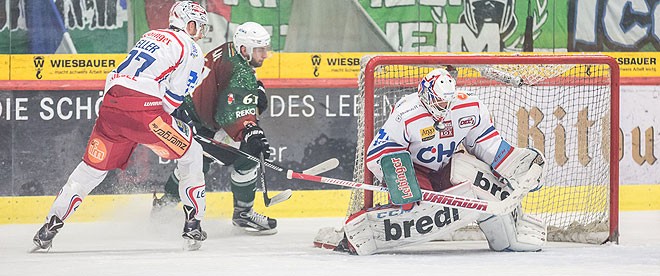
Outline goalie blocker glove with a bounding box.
[241,122,271,159]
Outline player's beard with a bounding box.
[249,59,263,68]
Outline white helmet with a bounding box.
[417,68,457,121]
[169,1,209,38]
[233,22,271,62]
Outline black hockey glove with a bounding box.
[171,108,198,134]
[241,122,271,159]
[256,80,268,115]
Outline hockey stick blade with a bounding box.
[302,158,339,175]
[264,189,293,207]
[261,158,336,207]
[287,171,525,216]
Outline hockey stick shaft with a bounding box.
[195,133,337,207]
[194,133,337,175]
[257,152,275,206]
[286,171,523,216]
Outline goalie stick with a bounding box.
[286,170,529,216]
[193,133,339,206]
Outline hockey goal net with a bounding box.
[349,54,619,244]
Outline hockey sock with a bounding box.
[163,157,212,201]
[230,166,258,209]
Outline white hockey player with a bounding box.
[32,1,209,251]
[316,68,547,255]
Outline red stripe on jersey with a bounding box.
[366,147,407,163]
[165,95,180,108]
[451,101,479,110]
[477,131,500,143]
[405,113,432,126]
[154,30,185,82]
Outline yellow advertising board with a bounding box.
[257,52,660,80]
[0,55,9,80]
[258,53,365,79]
[9,54,125,80]
[605,52,658,77]
[2,52,659,81]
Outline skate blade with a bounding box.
[28,245,50,253]
[182,238,203,251]
[233,226,278,236]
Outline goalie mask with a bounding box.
[417,68,457,121]
[169,1,209,39]
[233,22,271,64]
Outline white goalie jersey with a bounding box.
[366,92,510,185]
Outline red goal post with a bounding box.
[351,54,619,244]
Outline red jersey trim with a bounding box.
[154,30,185,82]
[451,101,479,110]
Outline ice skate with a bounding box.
[232,208,277,235]
[182,218,207,251]
[181,205,206,251]
[151,192,179,212]
[30,216,64,253]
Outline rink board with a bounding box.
[1,185,658,224]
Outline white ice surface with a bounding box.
[1,208,659,276]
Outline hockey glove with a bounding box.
[241,122,271,159]
[257,80,268,115]
[171,108,198,134]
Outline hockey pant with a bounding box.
[343,152,546,255]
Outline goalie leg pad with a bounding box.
[342,183,481,255]
[478,205,547,252]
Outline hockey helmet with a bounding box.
[169,1,209,38]
[233,22,271,62]
[417,68,457,121]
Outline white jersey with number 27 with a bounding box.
[105,29,205,114]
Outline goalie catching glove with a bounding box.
[491,142,545,193]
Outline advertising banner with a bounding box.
[0,88,357,197]
[10,54,125,80]
[5,52,659,81]
[1,85,659,196]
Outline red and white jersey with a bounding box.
[105,29,205,114]
[366,92,507,181]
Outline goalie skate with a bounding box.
[313,227,357,254]
[313,227,345,250]
[30,216,64,253]
[232,208,277,235]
